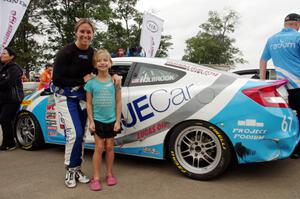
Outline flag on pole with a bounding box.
[140,13,164,57]
[0,0,31,53]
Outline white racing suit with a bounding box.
[52,85,87,168]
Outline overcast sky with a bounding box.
[136,0,300,68]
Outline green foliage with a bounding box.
[98,0,141,53]
[156,35,173,57]
[38,0,113,55]
[9,0,42,75]
[9,0,172,73]
[183,10,247,67]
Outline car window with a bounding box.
[232,69,276,80]
[110,64,132,86]
[129,63,185,86]
[239,73,259,79]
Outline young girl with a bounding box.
[84,49,122,191]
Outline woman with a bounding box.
[0,47,24,151]
[52,18,120,188]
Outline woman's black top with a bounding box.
[0,61,24,103]
[53,43,95,87]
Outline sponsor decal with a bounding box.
[58,112,65,129]
[47,126,57,130]
[165,61,220,76]
[64,128,73,143]
[46,104,55,110]
[46,111,56,119]
[233,119,267,140]
[46,120,56,125]
[46,115,56,120]
[137,122,168,140]
[238,119,264,127]
[21,99,32,106]
[123,84,193,128]
[143,147,160,155]
[78,54,88,60]
[57,112,72,142]
[48,131,57,136]
[132,74,175,83]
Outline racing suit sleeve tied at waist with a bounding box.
[51,83,86,100]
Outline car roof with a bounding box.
[230,66,275,73]
[111,57,226,75]
[112,57,176,66]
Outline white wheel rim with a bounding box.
[174,126,222,174]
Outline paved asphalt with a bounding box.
[1,145,300,199]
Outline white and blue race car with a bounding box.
[15,57,300,180]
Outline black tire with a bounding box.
[15,111,45,150]
[169,121,232,180]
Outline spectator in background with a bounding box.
[34,73,40,82]
[259,13,300,158]
[0,47,24,151]
[116,48,125,57]
[128,46,145,57]
[21,72,29,82]
[38,63,53,90]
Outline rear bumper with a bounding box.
[227,107,300,163]
[213,102,299,163]
[233,132,300,163]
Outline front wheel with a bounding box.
[169,121,232,180]
[15,111,45,150]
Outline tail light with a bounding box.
[242,79,289,108]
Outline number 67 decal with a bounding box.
[281,115,292,132]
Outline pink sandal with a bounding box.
[89,179,102,191]
[106,176,117,186]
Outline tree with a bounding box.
[9,0,43,75]
[183,10,247,67]
[96,0,140,53]
[99,1,173,57]
[156,35,173,57]
[9,0,173,72]
[38,0,113,57]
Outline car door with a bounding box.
[122,62,186,141]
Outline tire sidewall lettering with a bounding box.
[18,111,29,118]
[169,121,232,180]
[209,125,227,150]
[170,150,188,174]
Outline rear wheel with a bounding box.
[169,121,232,180]
[15,111,45,150]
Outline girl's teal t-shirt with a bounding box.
[84,77,116,123]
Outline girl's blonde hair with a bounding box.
[74,18,95,33]
[93,49,112,67]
